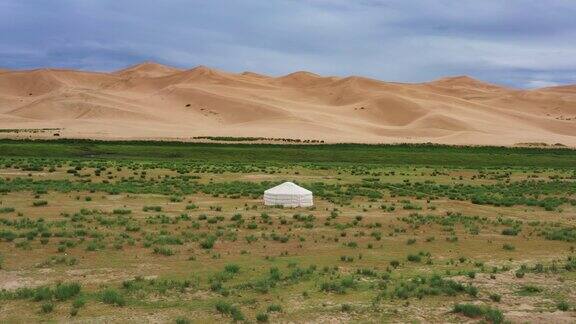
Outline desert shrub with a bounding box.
[407,254,421,262]
[453,303,504,324]
[544,227,576,242]
[320,276,356,294]
[389,275,474,300]
[125,223,140,232]
[489,293,501,302]
[72,297,86,308]
[245,234,258,244]
[154,235,183,245]
[154,246,175,256]
[341,303,352,312]
[557,301,570,311]
[100,288,125,306]
[32,200,48,207]
[86,240,105,251]
[200,235,217,249]
[54,282,81,301]
[256,312,269,322]
[33,287,53,301]
[224,264,240,274]
[41,302,54,313]
[143,206,162,212]
[267,304,282,312]
[215,301,244,321]
[518,285,541,295]
[175,317,191,324]
[501,227,520,236]
[503,243,515,251]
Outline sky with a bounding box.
[1,0,575,88]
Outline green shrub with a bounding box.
[503,244,515,251]
[320,276,356,294]
[557,301,570,311]
[341,303,352,312]
[113,209,131,215]
[33,200,48,207]
[501,228,520,236]
[489,293,501,302]
[41,302,54,313]
[200,236,217,249]
[154,246,175,256]
[54,282,81,301]
[518,285,541,294]
[143,206,162,212]
[72,297,86,308]
[267,304,282,312]
[33,287,53,301]
[453,304,504,324]
[256,312,269,322]
[224,264,240,274]
[215,301,244,321]
[407,254,421,262]
[175,316,191,324]
[101,288,125,306]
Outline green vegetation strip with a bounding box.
[1,139,575,167]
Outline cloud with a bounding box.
[0,0,574,88]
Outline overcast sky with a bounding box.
[1,0,575,88]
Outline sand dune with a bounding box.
[0,62,575,146]
[114,62,182,78]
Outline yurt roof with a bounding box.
[265,182,312,195]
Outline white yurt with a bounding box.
[264,182,313,207]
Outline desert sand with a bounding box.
[0,62,575,146]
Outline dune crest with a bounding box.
[114,61,181,78]
[0,62,575,146]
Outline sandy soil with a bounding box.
[0,62,575,146]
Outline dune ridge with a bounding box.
[0,62,575,146]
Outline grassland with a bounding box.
[0,140,575,323]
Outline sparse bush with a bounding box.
[113,209,131,215]
[267,304,282,312]
[341,303,352,312]
[154,246,175,256]
[200,235,217,249]
[256,312,269,322]
[489,293,501,302]
[557,301,570,311]
[215,301,244,321]
[54,282,81,301]
[101,288,125,306]
[41,302,54,313]
[33,200,48,207]
[453,303,504,324]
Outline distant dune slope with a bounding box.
[0,62,575,146]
